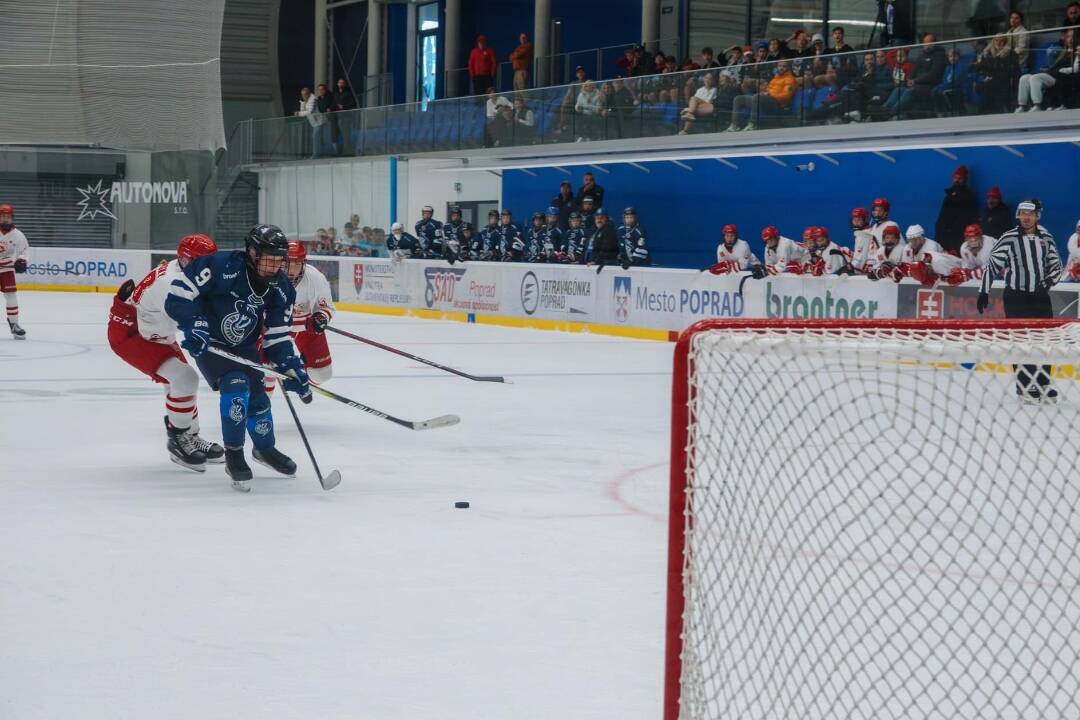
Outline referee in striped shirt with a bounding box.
[977,198,1064,403]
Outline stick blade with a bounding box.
[474,375,510,384]
[412,414,461,430]
[319,469,342,491]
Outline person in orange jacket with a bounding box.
[727,59,797,131]
[468,35,498,96]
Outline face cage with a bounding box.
[252,251,286,280]
[286,258,306,284]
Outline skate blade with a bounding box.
[12,334,26,340]
[204,454,226,464]
[231,479,252,492]
[319,470,342,491]
[252,454,297,478]
[170,454,207,473]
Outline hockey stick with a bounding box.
[207,346,460,431]
[282,390,341,491]
[1057,296,1079,317]
[325,326,508,383]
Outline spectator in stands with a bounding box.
[576,172,605,210]
[604,77,637,138]
[933,47,969,116]
[886,33,945,119]
[331,77,357,156]
[574,80,604,141]
[842,52,889,122]
[617,46,636,76]
[469,36,498,97]
[728,59,797,131]
[766,38,789,64]
[1067,1,1080,28]
[723,45,745,68]
[700,47,722,69]
[342,222,356,244]
[311,83,333,156]
[557,66,588,135]
[793,68,819,121]
[980,186,1012,239]
[630,46,654,77]
[513,97,535,132]
[879,47,915,120]
[826,27,857,85]
[1005,11,1030,68]
[293,86,319,157]
[680,71,719,134]
[682,57,702,72]
[935,165,980,254]
[1056,30,1080,108]
[810,66,844,124]
[551,180,576,229]
[974,34,1018,113]
[490,102,517,146]
[510,33,534,91]
[738,42,771,96]
[712,71,738,127]
[484,87,513,146]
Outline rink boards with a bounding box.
[19,247,1080,341]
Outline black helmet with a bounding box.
[532,211,544,221]
[449,204,462,215]
[244,224,288,286]
[462,222,473,232]
[245,224,288,256]
[501,208,512,217]
[623,206,636,216]
[488,209,499,219]
[569,211,582,220]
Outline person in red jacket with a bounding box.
[469,35,498,96]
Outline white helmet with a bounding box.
[391,222,403,232]
[905,224,925,240]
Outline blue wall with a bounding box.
[501,143,1080,269]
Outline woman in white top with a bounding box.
[1006,11,1030,68]
[680,72,718,134]
[485,87,512,119]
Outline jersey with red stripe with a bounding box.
[809,241,851,274]
[130,259,185,344]
[763,236,806,272]
[868,239,907,268]
[900,238,944,264]
[0,227,29,270]
[715,238,760,268]
[1065,232,1080,279]
[291,264,335,334]
[851,229,877,271]
[960,238,994,270]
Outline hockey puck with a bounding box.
[454,501,470,509]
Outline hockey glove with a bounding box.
[786,261,805,275]
[13,258,28,273]
[946,268,974,286]
[976,292,989,314]
[307,312,329,334]
[180,318,211,357]
[116,278,136,302]
[278,355,312,402]
[751,265,768,279]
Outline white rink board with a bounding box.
[22,247,153,287]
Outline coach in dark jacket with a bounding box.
[588,208,622,265]
[935,165,980,253]
[980,185,1013,239]
[550,181,576,230]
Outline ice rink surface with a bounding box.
[0,291,673,720]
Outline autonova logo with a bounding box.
[765,281,881,318]
[75,179,190,221]
[424,266,468,308]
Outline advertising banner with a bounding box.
[331,257,1080,335]
[898,282,1080,319]
[23,247,152,288]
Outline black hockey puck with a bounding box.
[455,501,470,509]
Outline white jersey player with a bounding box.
[866,224,907,279]
[107,234,224,470]
[710,223,760,274]
[760,225,806,274]
[285,241,335,384]
[807,227,851,275]
[960,223,994,270]
[1066,218,1080,282]
[900,225,945,265]
[0,202,30,338]
[849,207,876,271]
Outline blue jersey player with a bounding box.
[165,224,311,491]
[617,207,651,266]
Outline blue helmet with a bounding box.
[595,207,608,217]
[546,206,559,216]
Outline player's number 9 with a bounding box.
[195,268,212,287]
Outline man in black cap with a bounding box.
[551,180,576,230]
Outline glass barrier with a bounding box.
[240,26,1080,166]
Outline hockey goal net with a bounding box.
[665,319,1080,720]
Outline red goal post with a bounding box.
[664,318,1080,720]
